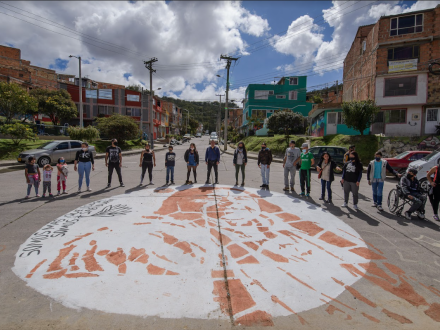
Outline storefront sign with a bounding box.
[389,59,418,73]
[99,89,113,100]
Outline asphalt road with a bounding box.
[0,136,439,329]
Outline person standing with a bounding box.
[25,156,41,198]
[258,142,272,188]
[56,157,68,195]
[74,142,94,193]
[341,151,362,210]
[367,151,400,211]
[283,140,301,192]
[105,138,124,188]
[165,145,176,185]
[427,165,440,221]
[233,141,248,187]
[42,164,54,198]
[205,140,220,184]
[401,169,426,220]
[343,145,356,164]
[299,143,314,197]
[140,144,156,185]
[184,143,199,184]
[316,152,341,203]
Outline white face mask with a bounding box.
[302,149,307,153]
[82,148,87,151]
[190,148,194,151]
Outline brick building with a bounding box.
[343,5,440,136]
[228,108,243,131]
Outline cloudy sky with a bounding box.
[1,1,439,102]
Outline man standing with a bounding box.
[105,138,124,188]
[283,140,301,192]
[205,140,220,184]
[299,142,314,197]
[258,142,272,188]
[165,145,176,185]
[344,145,356,164]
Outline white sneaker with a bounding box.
[353,205,359,210]
[341,203,347,207]
[57,191,61,196]
[377,205,383,211]
[372,203,377,207]
[77,188,81,193]
[150,181,154,185]
[86,187,92,192]
[139,181,143,186]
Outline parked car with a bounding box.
[195,133,202,138]
[384,151,431,174]
[183,134,191,140]
[407,149,440,192]
[17,140,97,167]
[209,133,219,145]
[308,146,348,173]
[176,140,182,145]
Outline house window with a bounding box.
[255,90,270,100]
[252,110,266,119]
[385,109,406,123]
[387,45,419,61]
[427,109,438,122]
[268,90,274,95]
[390,14,423,36]
[276,95,286,99]
[289,91,298,100]
[289,77,298,85]
[126,108,132,116]
[384,76,417,97]
[337,113,345,125]
[98,106,107,114]
[131,108,140,116]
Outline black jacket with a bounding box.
[258,148,273,166]
[317,159,337,182]
[233,148,248,165]
[184,149,199,165]
[400,176,421,196]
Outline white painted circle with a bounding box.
[14,186,372,321]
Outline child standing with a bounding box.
[25,157,41,198]
[42,164,54,198]
[56,157,68,195]
[165,146,176,185]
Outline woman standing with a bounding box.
[233,141,248,186]
[316,152,341,203]
[74,142,94,193]
[427,165,440,221]
[341,151,363,210]
[184,143,199,184]
[139,144,156,185]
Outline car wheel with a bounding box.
[38,156,51,167]
[420,178,429,193]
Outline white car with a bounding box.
[183,134,191,140]
[209,134,219,145]
[407,149,440,192]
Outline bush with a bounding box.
[0,123,37,145]
[67,126,100,143]
[96,114,140,144]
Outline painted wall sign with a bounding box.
[13,186,372,321]
[85,90,97,99]
[127,94,140,102]
[388,59,418,73]
[98,89,113,100]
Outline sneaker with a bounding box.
[353,205,359,210]
[194,181,197,184]
[57,191,61,196]
[49,194,54,198]
[36,194,41,197]
[300,192,305,196]
[325,199,332,203]
[215,181,219,184]
[290,187,295,192]
[319,196,324,200]
[260,184,265,188]
[62,191,68,195]
[42,194,46,198]
[235,182,239,186]
[166,182,169,185]
[405,211,411,220]
[150,181,154,185]
[139,181,143,186]
[171,181,175,185]
[77,188,81,193]
[241,182,244,187]
[377,205,383,211]
[25,195,30,199]
[434,214,439,221]
[86,187,92,192]
[341,202,347,207]
[120,183,125,187]
[417,211,425,220]
[205,181,210,184]
[305,193,310,197]
[372,203,377,207]
[106,183,111,188]
[283,186,290,191]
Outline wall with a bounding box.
[375,73,427,106]
[383,105,422,136]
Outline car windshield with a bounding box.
[422,150,438,161]
[394,151,410,159]
[38,141,59,150]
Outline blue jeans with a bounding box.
[166,166,174,183]
[321,179,332,200]
[27,175,40,195]
[372,181,384,205]
[260,164,270,185]
[78,161,91,189]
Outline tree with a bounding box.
[30,89,78,125]
[0,82,38,123]
[341,100,380,135]
[96,114,140,144]
[267,110,305,142]
[126,84,142,92]
[67,126,100,143]
[312,93,323,104]
[188,117,199,135]
[0,123,36,145]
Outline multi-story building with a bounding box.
[343,5,440,136]
[161,100,173,135]
[228,108,243,131]
[153,96,163,139]
[242,76,313,134]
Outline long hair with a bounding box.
[350,151,362,170]
[190,142,197,152]
[320,151,332,163]
[237,141,247,153]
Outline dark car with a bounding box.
[308,146,348,173]
[384,151,431,174]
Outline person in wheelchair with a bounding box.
[400,168,426,220]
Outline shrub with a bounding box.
[0,123,37,145]
[67,126,100,143]
[96,114,140,144]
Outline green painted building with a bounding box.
[241,76,313,133]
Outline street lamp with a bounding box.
[69,55,83,127]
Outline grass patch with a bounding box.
[241,135,306,155]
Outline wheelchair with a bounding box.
[387,184,427,218]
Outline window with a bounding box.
[131,108,141,116]
[409,153,427,161]
[276,95,286,99]
[384,76,417,97]
[427,109,438,122]
[390,14,423,36]
[126,108,132,116]
[255,90,270,99]
[19,73,23,77]
[385,109,406,123]
[252,110,266,119]
[70,141,82,149]
[387,45,419,61]
[56,142,69,150]
[337,113,345,125]
[289,77,298,85]
[98,106,107,114]
[288,91,298,100]
[268,90,274,95]
[309,148,319,156]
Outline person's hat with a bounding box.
[290,140,296,144]
[301,143,308,148]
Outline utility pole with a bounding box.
[220,55,239,151]
[139,87,143,137]
[79,57,83,128]
[215,94,224,134]
[144,57,158,148]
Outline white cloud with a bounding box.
[0,0,269,100]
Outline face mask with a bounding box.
[375,157,381,161]
[190,148,194,151]
[407,174,413,179]
[82,148,87,151]
[145,148,150,151]
[113,142,118,146]
[60,160,65,163]
[238,147,243,150]
[349,157,355,161]
[262,147,266,150]
[302,149,307,153]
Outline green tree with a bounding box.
[312,93,323,104]
[67,126,100,143]
[267,110,305,142]
[0,123,36,145]
[126,84,142,92]
[341,100,379,135]
[96,114,140,144]
[30,89,77,125]
[0,82,38,123]
[188,117,199,135]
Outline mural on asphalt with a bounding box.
[13,186,440,326]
